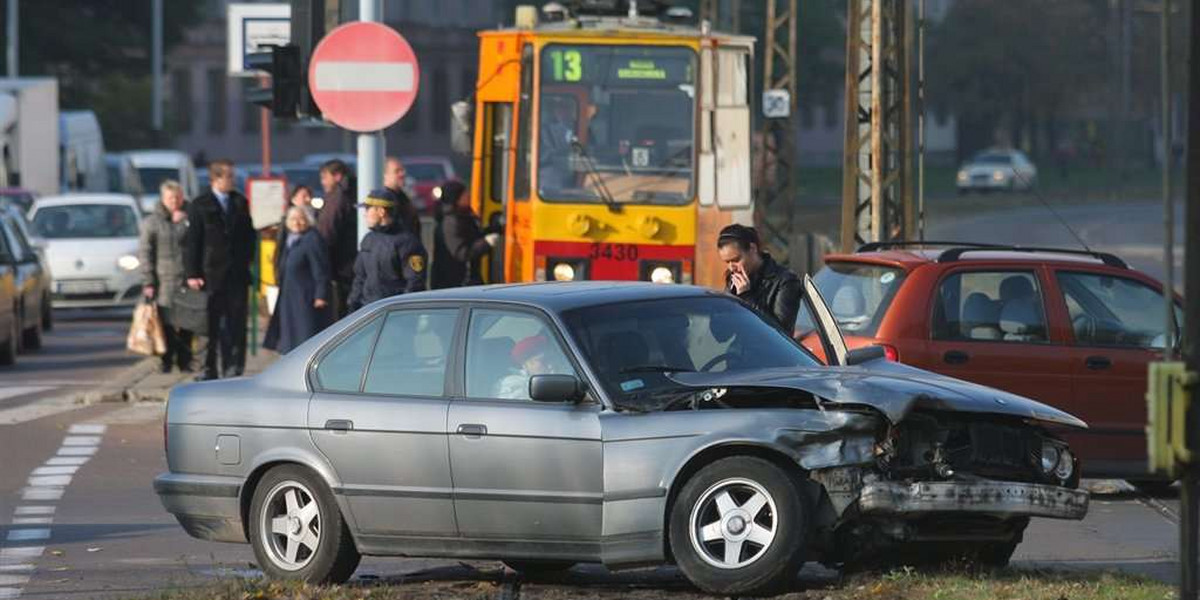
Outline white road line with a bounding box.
[20,487,63,502]
[0,386,53,402]
[13,507,54,516]
[67,424,107,435]
[60,436,101,447]
[31,466,78,476]
[0,547,43,563]
[26,475,71,487]
[0,588,20,599]
[45,456,89,466]
[5,529,50,543]
[0,575,29,586]
[11,517,52,525]
[56,446,97,457]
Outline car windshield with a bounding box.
[136,167,179,193]
[405,163,447,183]
[799,262,905,337]
[973,153,1013,166]
[538,44,696,206]
[563,296,819,410]
[33,204,138,239]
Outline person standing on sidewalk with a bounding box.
[264,206,331,354]
[185,159,256,381]
[717,224,802,335]
[316,159,357,319]
[431,180,498,289]
[383,156,421,237]
[138,180,193,373]
[347,189,427,311]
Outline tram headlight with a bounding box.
[640,261,681,285]
[548,258,587,282]
[553,262,576,281]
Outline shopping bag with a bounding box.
[127,301,167,356]
[172,286,209,334]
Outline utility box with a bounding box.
[1147,361,1197,477]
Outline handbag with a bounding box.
[172,285,210,334]
[126,301,167,356]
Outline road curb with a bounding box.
[72,356,160,404]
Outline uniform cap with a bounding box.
[357,188,398,209]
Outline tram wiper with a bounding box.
[569,136,622,213]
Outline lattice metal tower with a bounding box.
[759,0,798,247]
[840,0,914,252]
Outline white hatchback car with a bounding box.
[956,148,1038,193]
[29,194,144,309]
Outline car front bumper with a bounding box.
[858,480,1088,520]
[154,473,247,543]
[51,277,141,309]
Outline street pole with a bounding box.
[917,0,926,242]
[6,0,17,77]
[1162,0,1174,359]
[1180,1,1200,597]
[151,0,163,134]
[356,0,385,244]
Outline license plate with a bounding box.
[58,280,107,294]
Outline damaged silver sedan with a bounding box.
[155,281,1088,596]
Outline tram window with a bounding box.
[514,45,534,201]
[487,103,513,204]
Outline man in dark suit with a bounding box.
[316,159,357,319]
[185,159,256,380]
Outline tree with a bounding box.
[0,1,203,149]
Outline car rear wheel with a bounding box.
[41,294,52,332]
[248,465,360,584]
[669,457,808,596]
[0,315,16,366]
[22,306,42,351]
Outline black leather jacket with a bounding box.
[725,253,802,334]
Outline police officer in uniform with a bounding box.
[347,189,428,312]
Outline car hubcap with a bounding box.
[689,478,778,570]
[260,481,321,571]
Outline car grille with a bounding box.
[886,413,1042,483]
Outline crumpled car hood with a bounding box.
[668,360,1087,429]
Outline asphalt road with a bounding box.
[0,289,1184,599]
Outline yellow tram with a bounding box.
[465,1,756,288]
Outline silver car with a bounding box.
[155,281,1088,596]
[956,148,1038,193]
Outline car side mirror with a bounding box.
[845,345,886,366]
[529,374,584,403]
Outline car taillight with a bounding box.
[880,344,899,362]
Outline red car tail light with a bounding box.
[880,344,899,362]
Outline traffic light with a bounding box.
[244,44,301,119]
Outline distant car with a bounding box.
[29,194,143,309]
[401,156,457,214]
[105,153,145,201]
[801,242,1180,487]
[157,282,1087,594]
[956,149,1037,193]
[0,188,36,215]
[125,150,199,213]
[0,203,50,362]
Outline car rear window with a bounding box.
[804,262,905,337]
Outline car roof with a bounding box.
[379,282,722,313]
[825,243,1129,271]
[31,193,140,209]
[124,150,190,167]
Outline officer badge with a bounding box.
[409,255,425,273]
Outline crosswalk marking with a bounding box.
[0,387,52,402]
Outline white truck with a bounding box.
[0,78,60,197]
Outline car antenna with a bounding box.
[1008,166,1092,253]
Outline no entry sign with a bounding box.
[308,22,420,132]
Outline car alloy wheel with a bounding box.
[259,480,322,571]
[689,478,778,569]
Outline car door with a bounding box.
[307,307,462,539]
[0,229,16,343]
[1052,269,1179,474]
[922,268,1075,410]
[447,306,603,546]
[2,215,42,331]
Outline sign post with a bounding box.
[307,15,420,243]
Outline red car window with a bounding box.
[1056,271,1175,349]
[932,270,1048,343]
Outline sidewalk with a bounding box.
[124,347,279,402]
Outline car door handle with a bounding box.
[324,419,354,432]
[456,424,488,438]
[943,350,970,365]
[1085,356,1112,371]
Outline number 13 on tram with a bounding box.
[464,8,756,288]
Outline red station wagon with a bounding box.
[800,242,1183,484]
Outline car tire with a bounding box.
[248,465,361,584]
[0,315,16,366]
[22,307,42,351]
[974,540,1019,568]
[503,560,576,578]
[42,294,52,332]
[669,456,808,596]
